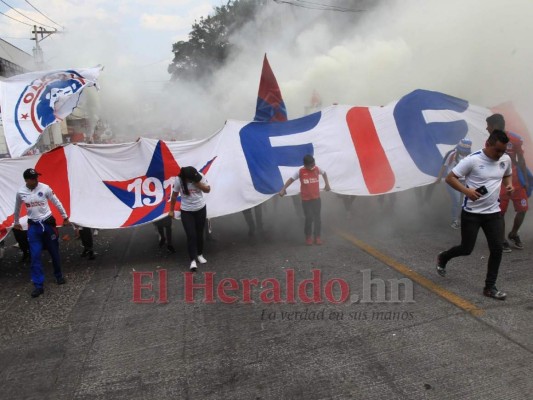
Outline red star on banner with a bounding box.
[103,141,181,227]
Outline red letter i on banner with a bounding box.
[346,107,395,193]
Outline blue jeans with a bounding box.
[446,185,463,222]
[439,210,503,288]
[28,221,63,288]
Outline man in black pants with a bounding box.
[279,155,331,245]
[13,228,30,262]
[242,205,263,238]
[436,130,512,300]
[154,216,175,253]
[79,227,96,260]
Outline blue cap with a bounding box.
[456,138,472,154]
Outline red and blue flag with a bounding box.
[254,54,288,122]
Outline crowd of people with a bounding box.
[1,113,529,301]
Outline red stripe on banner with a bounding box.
[35,146,71,221]
[346,107,395,194]
[0,215,15,241]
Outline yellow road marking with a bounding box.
[336,230,484,317]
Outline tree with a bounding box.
[168,0,260,82]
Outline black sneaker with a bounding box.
[57,277,66,285]
[31,288,44,298]
[81,248,88,257]
[508,233,523,250]
[436,252,446,277]
[483,287,506,300]
[167,245,176,254]
[88,251,95,260]
[502,241,512,253]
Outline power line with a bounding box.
[140,58,173,67]
[0,9,34,27]
[1,35,31,39]
[0,0,57,30]
[298,0,365,12]
[272,0,365,12]
[24,0,63,29]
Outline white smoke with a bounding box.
[28,0,533,141]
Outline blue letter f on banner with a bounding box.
[240,113,321,194]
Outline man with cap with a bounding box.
[436,138,473,229]
[13,168,70,298]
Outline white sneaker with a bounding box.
[93,229,99,236]
[189,260,197,271]
[197,254,207,264]
[450,220,460,230]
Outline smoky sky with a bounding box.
[46,0,533,141]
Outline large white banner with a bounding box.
[0,66,102,157]
[0,89,493,240]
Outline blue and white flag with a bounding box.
[0,66,102,157]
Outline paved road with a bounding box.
[1,188,532,399]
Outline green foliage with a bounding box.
[168,0,260,82]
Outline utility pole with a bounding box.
[31,25,58,69]
[30,25,60,150]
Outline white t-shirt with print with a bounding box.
[452,150,512,214]
[172,173,208,212]
[14,182,68,223]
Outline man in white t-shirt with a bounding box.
[435,130,512,300]
[14,168,70,298]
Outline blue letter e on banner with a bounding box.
[240,113,321,194]
[394,89,469,177]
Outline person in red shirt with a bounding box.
[486,114,529,252]
[279,154,331,245]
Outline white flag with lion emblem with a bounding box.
[0,66,102,157]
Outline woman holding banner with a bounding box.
[168,166,211,271]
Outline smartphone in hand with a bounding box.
[475,186,488,195]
